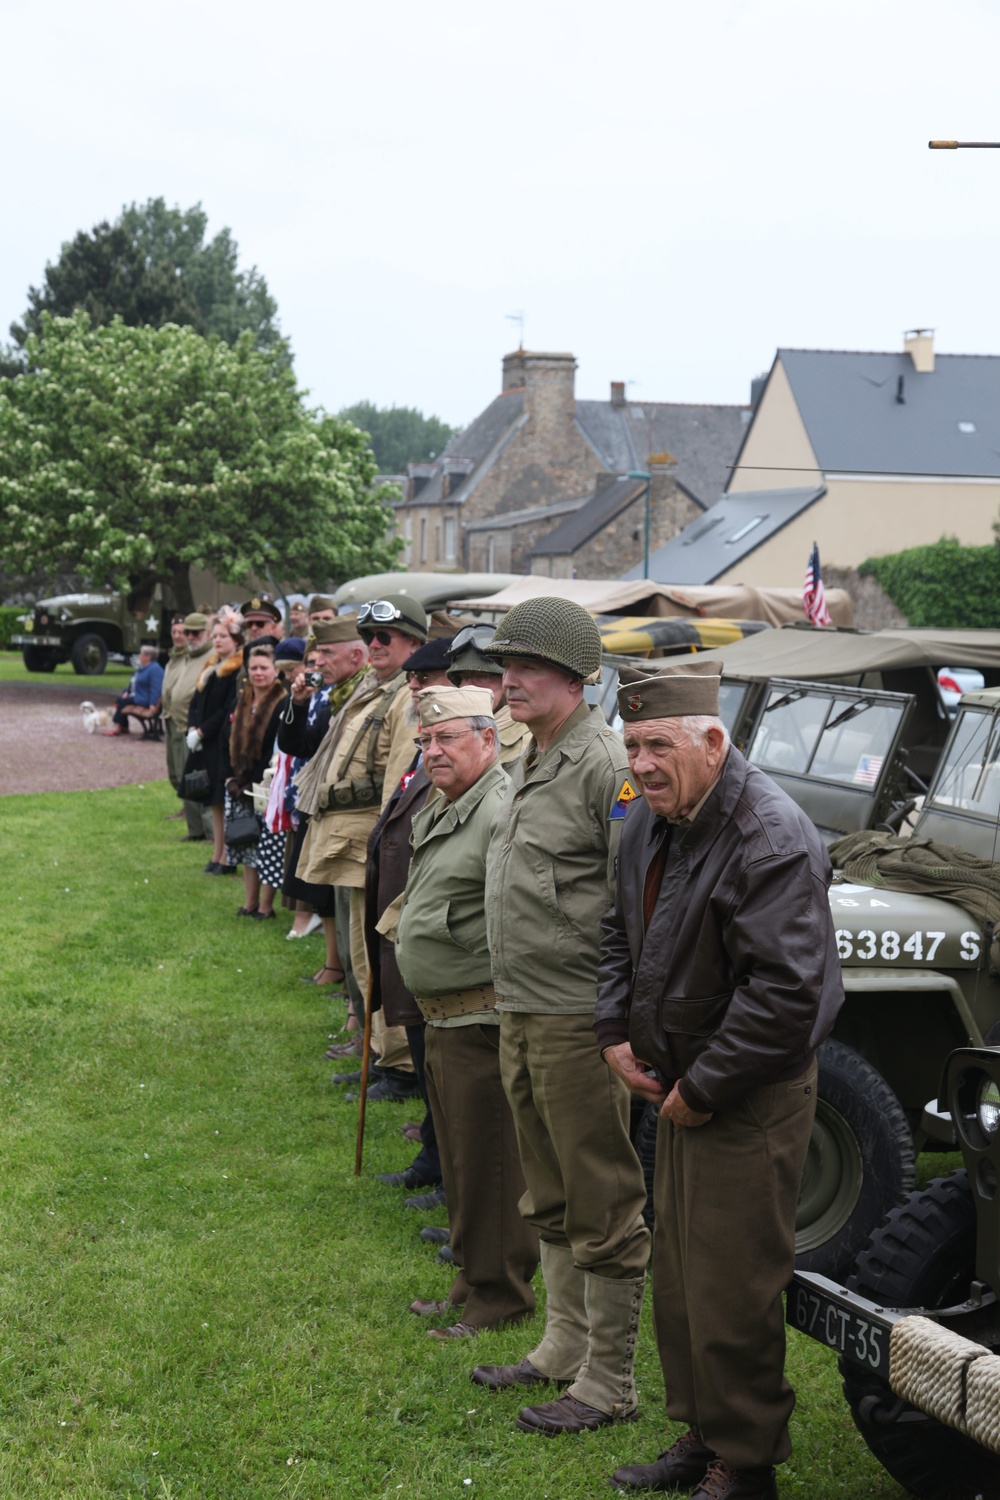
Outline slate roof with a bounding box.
[621,486,825,585]
[463,495,586,534]
[733,349,1000,484]
[394,389,526,510]
[529,474,647,557]
[576,400,750,508]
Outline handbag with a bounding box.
[225,798,261,851]
[182,767,211,802]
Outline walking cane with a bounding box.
[354,970,375,1176]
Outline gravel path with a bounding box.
[1,682,173,795]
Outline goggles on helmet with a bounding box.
[448,622,496,655]
[357,599,404,627]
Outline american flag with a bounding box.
[803,542,832,626]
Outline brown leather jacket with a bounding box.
[594,747,844,1113]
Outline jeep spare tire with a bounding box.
[70,634,108,675]
[632,1039,915,1281]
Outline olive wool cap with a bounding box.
[310,618,361,645]
[483,597,602,680]
[183,612,209,630]
[447,644,503,684]
[617,658,723,721]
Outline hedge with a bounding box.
[0,606,28,649]
[860,538,1000,629]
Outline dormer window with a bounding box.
[958,421,976,434]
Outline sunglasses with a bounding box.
[407,670,440,686]
[183,628,205,637]
[367,629,399,647]
[358,599,404,626]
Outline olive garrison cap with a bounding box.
[416,684,496,728]
[482,597,602,680]
[310,617,362,645]
[308,594,337,614]
[183,612,209,630]
[617,658,723,721]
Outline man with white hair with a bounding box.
[395,685,538,1339]
[595,660,844,1500]
[104,643,164,736]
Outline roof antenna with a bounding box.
[505,311,524,349]
[896,374,906,404]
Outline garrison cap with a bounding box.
[482,597,602,680]
[617,658,723,721]
[308,594,337,615]
[311,618,362,645]
[416,684,496,728]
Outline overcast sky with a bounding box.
[3,0,999,430]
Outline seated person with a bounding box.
[106,645,165,735]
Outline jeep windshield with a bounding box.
[915,696,1000,858]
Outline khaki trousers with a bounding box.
[165,720,212,839]
[348,886,412,1074]
[499,1011,649,1278]
[652,1063,817,1469]
[425,1022,538,1329]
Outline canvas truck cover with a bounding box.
[455,576,853,626]
[689,626,1000,680]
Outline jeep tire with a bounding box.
[70,633,108,675]
[841,1172,1000,1500]
[22,645,58,672]
[632,1039,915,1280]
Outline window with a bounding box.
[486,535,496,573]
[727,515,766,545]
[419,517,427,564]
[444,515,456,561]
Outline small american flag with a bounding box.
[803,542,832,626]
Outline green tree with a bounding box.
[9,198,282,357]
[0,313,400,613]
[860,537,1000,628]
[339,401,457,473]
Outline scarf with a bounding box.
[229,679,288,780]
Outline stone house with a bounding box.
[390,349,750,576]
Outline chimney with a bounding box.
[904,328,935,373]
[610,381,626,408]
[501,349,577,424]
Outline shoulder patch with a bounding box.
[609,778,639,820]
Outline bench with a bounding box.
[122,699,165,741]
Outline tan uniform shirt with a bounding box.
[161,642,213,731]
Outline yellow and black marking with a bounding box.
[596,616,766,657]
[610,777,640,820]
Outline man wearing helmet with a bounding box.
[471,597,650,1437]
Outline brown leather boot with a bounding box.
[610,1427,717,1491]
[470,1358,570,1391]
[690,1460,777,1500]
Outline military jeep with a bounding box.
[12,588,171,674]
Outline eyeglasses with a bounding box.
[358,599,404,625]
[407,671,440,686]
[449,623,496,655]
[414,728,475,751]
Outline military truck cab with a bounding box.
[13,588,169,674]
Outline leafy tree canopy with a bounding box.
[0,313,400,613]
[339,400,457,474]
[860,537,1000,628]
[9,198,282,358]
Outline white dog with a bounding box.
[80,701,112,733]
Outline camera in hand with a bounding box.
[305,670,325,689]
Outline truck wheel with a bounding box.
[840,1173,1000,1500]
[22,645,58,672]
[70,634,108,675]
[795,1039,915,1280]
[631,1040,915,1279]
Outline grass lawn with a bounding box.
[0,780,908,1499]
[0,650,134,691]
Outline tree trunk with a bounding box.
[167,562,195,616]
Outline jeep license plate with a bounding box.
[786,1280,891,1376]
